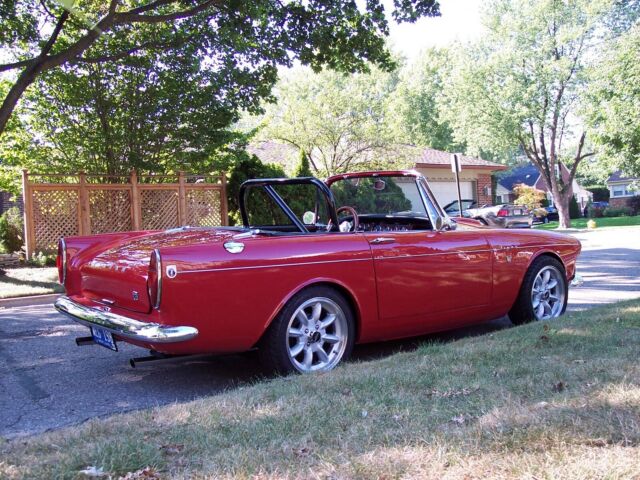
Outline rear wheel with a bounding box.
[258,286,355,374]
[509,256,567,325]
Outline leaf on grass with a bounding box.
[160,444,184,455]
[552,381,566,392]
[451,414,466,425]
[118,467,161,480]
[78,466,107,478]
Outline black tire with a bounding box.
[509,256,568,325]
[258,286,355,374]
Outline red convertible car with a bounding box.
[55,171,581,373]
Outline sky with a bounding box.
[388,0,485,60]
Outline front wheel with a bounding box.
[258,286,355,374]
[509,256,568,325]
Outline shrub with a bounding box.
[569,195,581,219]
[0,208,23,253]
[293,150,313,177]
[603,206,633,217]
[227,155,287,225]
[589,206,605,218]
[626,196,640,216]
[513,184,546,210]
[27,251,57,267]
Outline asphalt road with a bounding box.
[1,226,639,440]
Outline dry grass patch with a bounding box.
[1,301,640,479]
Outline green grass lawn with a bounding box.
[535,215,640,230]
[0,267,64,299]
[2,300,639,479]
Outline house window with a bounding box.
[612,185,629,197]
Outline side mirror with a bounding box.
[302,211,316,225]
[434,216,444,231]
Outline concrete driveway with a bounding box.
[1,226,639,439]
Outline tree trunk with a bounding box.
[555,191,572,229]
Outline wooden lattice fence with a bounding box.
[21,170,227,258]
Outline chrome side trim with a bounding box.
[177,257,372,274]
[55,296,198,344]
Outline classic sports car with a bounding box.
[55,170,581,373]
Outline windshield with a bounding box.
[329,176,427,216]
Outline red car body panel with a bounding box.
[57,171,581,357]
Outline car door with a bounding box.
[366,228,492,337]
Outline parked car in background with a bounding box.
[442,199,477,217]
[55,170,579,374]
[531,206,559,224]
[467,204,532,228]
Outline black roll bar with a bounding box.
[238,177,340,232]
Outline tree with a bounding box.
[0,0,440,138]
[386,48,462,151]
[586,24,640,177]
[259,66,406,176]
[441,0,614,228]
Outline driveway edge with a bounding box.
[0,293,61,308]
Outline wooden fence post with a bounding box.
[21,170,35,260]
[178,171,187,226]
[130,170,141,230]
[220,172,229,226]
[78,172,90,235]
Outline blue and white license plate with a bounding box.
[91,327,118,351]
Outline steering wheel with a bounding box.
[327,206,359,232]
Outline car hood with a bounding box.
[80,227,242,313]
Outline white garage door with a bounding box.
[428,181,475,208]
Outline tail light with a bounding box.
[56,238,67,284]
[497,208,509,217]
[147,249,162,309]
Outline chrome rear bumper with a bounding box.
[54,296,198,343]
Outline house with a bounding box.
[248,141,508,207]
[412,148,507,207]
[607,171,639,207]
[496,163,592,209]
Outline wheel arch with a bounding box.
[529,250,566,275]
[260,278,363,344]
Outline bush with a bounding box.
[27,251,57,267]
[603,206,633,217]
[227,155,287,225]
[0,207,23,253]
[626,196,640,216]
[293,150,313,177]
[569,196,581,219]
[589,206,605,218]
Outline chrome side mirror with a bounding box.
[434,216,444,231]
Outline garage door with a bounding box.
[428,181,475,208]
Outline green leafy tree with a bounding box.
[259,65,407,176]
[0,0,440,138]
[293,150,313,178]
[386,48,461,151]
[586,24,640,177]
[441,0,615,228]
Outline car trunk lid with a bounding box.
[80,227,240,313]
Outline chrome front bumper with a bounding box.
[54,296,198,344]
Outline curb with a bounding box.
[0,293,61,308]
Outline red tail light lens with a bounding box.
[147,249,162,309]
[497,209,509,217]
[56,238,67,284]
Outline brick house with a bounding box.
[0,190,23,216]
[607,171,639,208]
[496,163,592,210]
[411,148,506,207]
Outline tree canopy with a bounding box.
[440,0,616,228]
[586,23,640,177]
[0,0,440,139]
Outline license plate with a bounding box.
[91,327,118,351]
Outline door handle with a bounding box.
[369,237,396,245]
